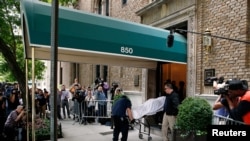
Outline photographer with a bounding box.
[225,80,250,124]
[213,76,225,90]
[213,76,228,117]
[213,78,240,119]
[7,88,20,116]
[0,90,6,140]
[3,105,26,141]
[213,95,229,117]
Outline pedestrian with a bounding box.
[61,85,71,119]
[111,94,134,141]
[94,85,107,124]
[162,83,179,141]
[57,88,63,120]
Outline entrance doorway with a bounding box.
[161,63,187,93]
[157,63,187,97]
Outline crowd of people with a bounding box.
[0,78,184,141]
[0,82,27,141]
[2,76,249,141]
[0,78,113,140]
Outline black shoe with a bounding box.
[68,115,71,119]
[81,120,85,124]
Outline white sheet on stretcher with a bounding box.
[132,96,166,119]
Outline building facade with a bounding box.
[57,0,152,98]
[46,0,250,101]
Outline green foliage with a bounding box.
[0,0,21,45]
[176,96,213,136]
[29,118,62,140]
[0,44,46,81]
[40,0,79,7]
[0,0,46,82]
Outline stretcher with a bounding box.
[132,96,166,141]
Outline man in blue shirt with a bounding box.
[112,95,134,141]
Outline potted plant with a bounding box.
[28,118,63,140]
[174,96,213,141]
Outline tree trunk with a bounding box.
[0,38,26,100]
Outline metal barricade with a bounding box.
[212,114,245,125]
[70,99,83,125]
[71,99,113,125]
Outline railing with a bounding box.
[212,114,245,125]
[69,99,113,125]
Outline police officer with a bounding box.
[111,95,134,141]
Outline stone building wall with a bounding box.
[107,0,150,92]
[60,0,250,95]
[109,0,149,23]
[77,0,93,12]
[196,0,250,94]
[61,0,151,92]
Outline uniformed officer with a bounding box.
[111,95,134,141]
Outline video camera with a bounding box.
[204,77,218,86]
[214,84,229,95]
[214,79,249,95]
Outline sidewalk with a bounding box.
[52,119,163,141]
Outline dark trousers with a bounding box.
[4,126,16,141]
[98,104,107,124]
[0,116,6,135]
[112,116,129,141]
[86,106,95,122]
[57,105,62,119]
[61,100,70,117]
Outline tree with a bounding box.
[0,0,46,96]
[40,0,79,7]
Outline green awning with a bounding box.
[21,0,187,68]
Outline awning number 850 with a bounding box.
[121,46,133,54]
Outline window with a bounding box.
[103,65,108,81]
[95,65,108,81]
[98,0,102,14]
[122,0,127,5]
[106,0,109,16]
[96,65,100,78]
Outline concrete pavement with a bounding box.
[52,119,163,141]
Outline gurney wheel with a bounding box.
[148,136,152,141]
[139,133,143,139]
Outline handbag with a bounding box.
[95,102,98,111]
[88,100,95,107]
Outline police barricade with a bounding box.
[71,99,113,125]
[212,114,245,125]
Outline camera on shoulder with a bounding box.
[214,85,229,95]
[214,79,249,95]
[204,77,218,86]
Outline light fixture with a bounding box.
[203,29,212,53]
[167,29,174,47]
